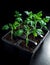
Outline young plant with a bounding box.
[24,25,31,47]
[24,11,42,31]
[14,11,23,23]
[2,11,23,39]
[2,21,20,39]
[24,11,50,38]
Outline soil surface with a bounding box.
[20,40,36,52]
[3,29,48,52]
[3,33,20,45]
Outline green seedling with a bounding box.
[2,21,20,39]
[25,11,50,38]
[2,10,50,47]
[2,11,23,39]
[24,25,31,47]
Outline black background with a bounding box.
[0,0,50,25]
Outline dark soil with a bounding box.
[3,29,48,52]
[29,34,42,43]
[3,33,20,45]
[20,40,36,52]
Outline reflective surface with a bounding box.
[30,31,50,65]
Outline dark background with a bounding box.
[0,0,50,36]
[0,0,50,65]
[0,0,50,26]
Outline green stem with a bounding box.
[35,21,37,29]
[41,26,43,29]
[11,28,13,40]
[26,32,29,47]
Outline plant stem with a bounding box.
[11,28,13,40]
[35,21,37,29]
[41,26,43,29]
[26,32,29,47]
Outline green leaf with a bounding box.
[46,16,50,19]
[44,26,48,30]
[43,18,49,23]
[37,11,42,17]
[15,17,22,22]
[14,11,22,17]
[2,25,9,30]
[13,21,20,29]
[37,29,43,35]
[24,25,30,31]
[25,18,33,25]
[14,29,23,36]
[33,14,41,20]
[9,23,13,29]
[39,20,46,26]
[24,11,29,15]
[32,29,38,37]
[25,11,33,19]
